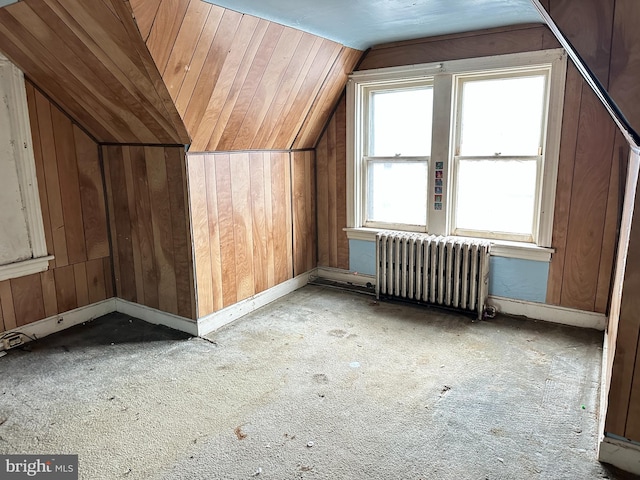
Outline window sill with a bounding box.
[344,227,554,262]
[0,255,54,282]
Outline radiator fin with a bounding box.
[375,232,491,320]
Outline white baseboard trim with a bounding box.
[312,266,375,288]
[0,298,116,350]
[487,295,606,330]
[116,299,198,336]
[599,435,640,475]
[197,271,313,337]
[311,269,605,330]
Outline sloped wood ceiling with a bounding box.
[130,0,362,151]
[0,0,189,144]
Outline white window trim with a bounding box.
[344,227,554,262]
[346,49,567,262]
[0,54,53,281]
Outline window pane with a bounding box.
[459,75,546,156]
[455,159,537,235]
[367,161,428,226]
[370,87,433,157]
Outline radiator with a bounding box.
[375,231,491,320]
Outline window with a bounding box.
[0,54,52,281]
[346,50,567,255]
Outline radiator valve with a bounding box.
[483,305,497,320]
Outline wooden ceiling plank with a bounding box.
[293,47,362,149]
[251,32,318,149]
[0,7,128,142]
[129,0,162,41]
[215,21,286,150]
[43,0,187,143]
[199,17,270,151]
[146,0,190,75]
[174,5,224,116]
[182,8,243,136]
[44,0,184,143]
[99,0,118,18]
[113,0,191,143]
[161,0,212,100]
[233,27,304,150]
[273,40,342,149]
[0,32,113,142]
[88,0,189,143]
[264,35,325,149]
[193,16,268,151]
[24,1,166,143]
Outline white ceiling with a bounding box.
[204,0,543,50]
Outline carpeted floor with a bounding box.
[0,285,636,479]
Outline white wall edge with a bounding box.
[0,298,116,350]
[313,266,376,288]
[197,271,312,337]
[488,295,606,330]
[599,436,640,475]
[116,299,198,337]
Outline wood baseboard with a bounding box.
[196,271,313,337]
[487,296,606,330]
[312,267,606,330]
[116,299,198,336]
[0,299,116,351]
[599,435,640,475]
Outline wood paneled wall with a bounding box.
[316,96,349,270]
[358,24,558,70]
[291,151,318,276]
[130,0,361,151]
[102,145,195,320]
[0,81,113,333]
[547,0,640,445]
[316,24,623,314]
[188,150,316,318]
[0,0,188,144]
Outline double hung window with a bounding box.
[347,49,567,251]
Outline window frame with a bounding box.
[362,77,434,232]
[0,54,53,281]
[346,49,567,258]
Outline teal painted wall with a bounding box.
[488,256,548,303]
[349,239,377,275]
[348,239,549,303]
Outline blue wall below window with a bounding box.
[348,239,549,303]
[349,239,377,276]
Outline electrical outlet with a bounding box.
[2,334,23,351]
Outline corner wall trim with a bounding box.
[197,271,313,337]
[0,299,116,350]
[599,435,640,475]
[115,299,199,336]
[487,296,606,330]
